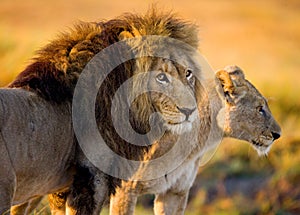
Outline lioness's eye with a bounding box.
[186,69,193,80]
[156,73,169,84]
[257,106,266,116]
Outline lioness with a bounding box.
[109,66,281,215]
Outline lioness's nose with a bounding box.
[177,106,196,118]
[271,132,281,140]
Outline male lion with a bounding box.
[2,9,204,214]
[0,89,75,214]
[109,66,281,215]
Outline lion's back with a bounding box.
[0,88,75,201]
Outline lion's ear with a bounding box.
[119,27,141,40]
[119,31,134,40]
[215,66,247,105]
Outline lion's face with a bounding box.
[146,58,199,134]
[216,66,281,155]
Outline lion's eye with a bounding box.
[156,73,169,84]
[186,69,193,80]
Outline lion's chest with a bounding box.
[137,154,201,194]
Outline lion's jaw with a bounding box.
[163,110,197,134]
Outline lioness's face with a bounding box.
[228,85,281,155]
[216,66,281,155]
[148,58,198,134]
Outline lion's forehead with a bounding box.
[152,55,194,69]
[243,82,267,104]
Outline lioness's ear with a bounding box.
[215,65,247,105]
[215,69,235,105]
[215,69,235,94]
[224,65,245,87]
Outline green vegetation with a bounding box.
[1,0,299,214]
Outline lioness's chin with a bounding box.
[251,140,273,156]
[165,121,193,135]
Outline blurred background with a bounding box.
[1,0,299,214]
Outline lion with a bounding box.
[109,66,281,215]
[0,88,75,214]
[2,8,204,214]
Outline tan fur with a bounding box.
[5,8,202,214]
[109,66,281,215]
[0,88,75,214]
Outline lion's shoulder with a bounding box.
[8,22,103,103]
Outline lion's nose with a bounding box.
[177,106,196,120]
[271,132,281,140]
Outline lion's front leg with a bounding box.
[11,202,30,215]
[91,171,111,215]
[0,137,16,215]
[0,183,13,215]
[154,158,200,215]
[109,182,138,215]
[65,167,110,215]
[11,196,43,215]
[154,190,189,215]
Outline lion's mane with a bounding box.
[9,9,198,103]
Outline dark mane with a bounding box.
[9,8,199,103]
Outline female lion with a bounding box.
[109,65,281,215]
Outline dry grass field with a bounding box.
[1,0,299,214]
